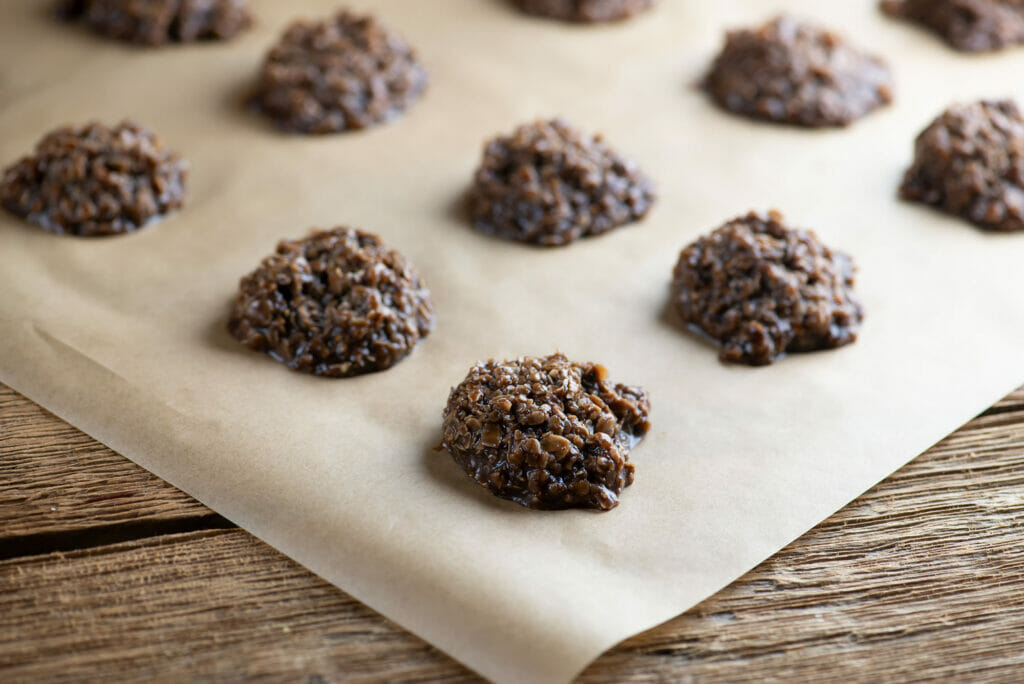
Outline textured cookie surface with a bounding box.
[1,120,186,236]
[881,0,1024,52]
[253,10,427,134]
[900,100,1024,232]
[56,0,251,45]
[513,0,654,22]
[442,353,650,510]
[704,15,894,127]
[468,118,655,246]
[228,228,434,377]
[672,211,863,366]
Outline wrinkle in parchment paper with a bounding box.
[2,1,1024,682]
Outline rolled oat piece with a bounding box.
[0,121,186,237]
[228,228,434,377]
[252,10,428,134]
[881,0,1024,52]
[467,118,656,246]
[899,100,1024,232]
[703,15,894,128]
[512,0,654,23]
[671,211,864,366]
[55,0,251,46]
[442,353,650,510]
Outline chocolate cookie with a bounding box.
[512,0,654,22]
[672,211,863,366]
[899,100,1024,232]
[442,353,650,511]
[703,15,894,127]
[228,228,434,377]
[56,0,251,45]
[253,10,428,134]
[0,121,186,237]
[881,0,1024,52]
[467,119,655,246]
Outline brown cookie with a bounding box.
[671,211,863,366]
[253,10,428,134]
[228,228,434,377]
[0,121,186,237]
[512,0,654,23]
[442,353,650,511]
[56,0,251,46]
[703,15,894,127]
[467,118,656,246]
[881,0,1024,52]
[899,100,1024,232]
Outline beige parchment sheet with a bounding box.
[2,0,1024,681]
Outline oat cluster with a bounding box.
[468,119,656,246]
[0,120,186,237]
[900,100,1024,232]
[882,0,1024,52]
[672,211,863,366]
[228,228,434,377]
[56,0,251,45]
[512,0,654,23]
[704,15,894,127]
[442,353,651,510]
[253,10,428,134]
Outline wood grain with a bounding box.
[2,383,1024,682]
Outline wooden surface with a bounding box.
[2,382,1024,683]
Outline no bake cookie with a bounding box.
[704,15,894,127]
[0,120,186,236]
[899,100,1024,232]
[467,118,655,246]
[442,353,650,510]
[671,211,863,366]
[56,0,251,45]
[228,227,434,376]
[881,0,1024,52]
[253,10,427,134]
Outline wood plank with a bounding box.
[2,385,1023,681]
[0,386,214,553]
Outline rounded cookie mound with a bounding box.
[899,100,1024,232]
[703,15,894,127]
[0,120,186,237]
[253,10,428,134]
[881,0,1024,52]
[442,353,650,510]
[467,118,656,246]
[56,0,251,45]
[228,228,434,377]
[512,0,654,22]
[672,211,863,366]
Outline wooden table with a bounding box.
[2,381,1023,682]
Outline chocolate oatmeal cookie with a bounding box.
[881,0,1024,52]
[467,119,656,246]
[512,0,654,22]
[672,211,863,366]
[252,10,428,134]
[442,353,650,510]
[56,0,251,45]
[228,228,434,377]
[0,121,186,237]
[703,15,894,127]
[899,100,1024,232]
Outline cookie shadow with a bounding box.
[223,78,275,135]
[204,300,246,356]
[420,431,524,514]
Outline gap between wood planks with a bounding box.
[2,384,1024,681]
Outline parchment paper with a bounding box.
[2,1,1024,681]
